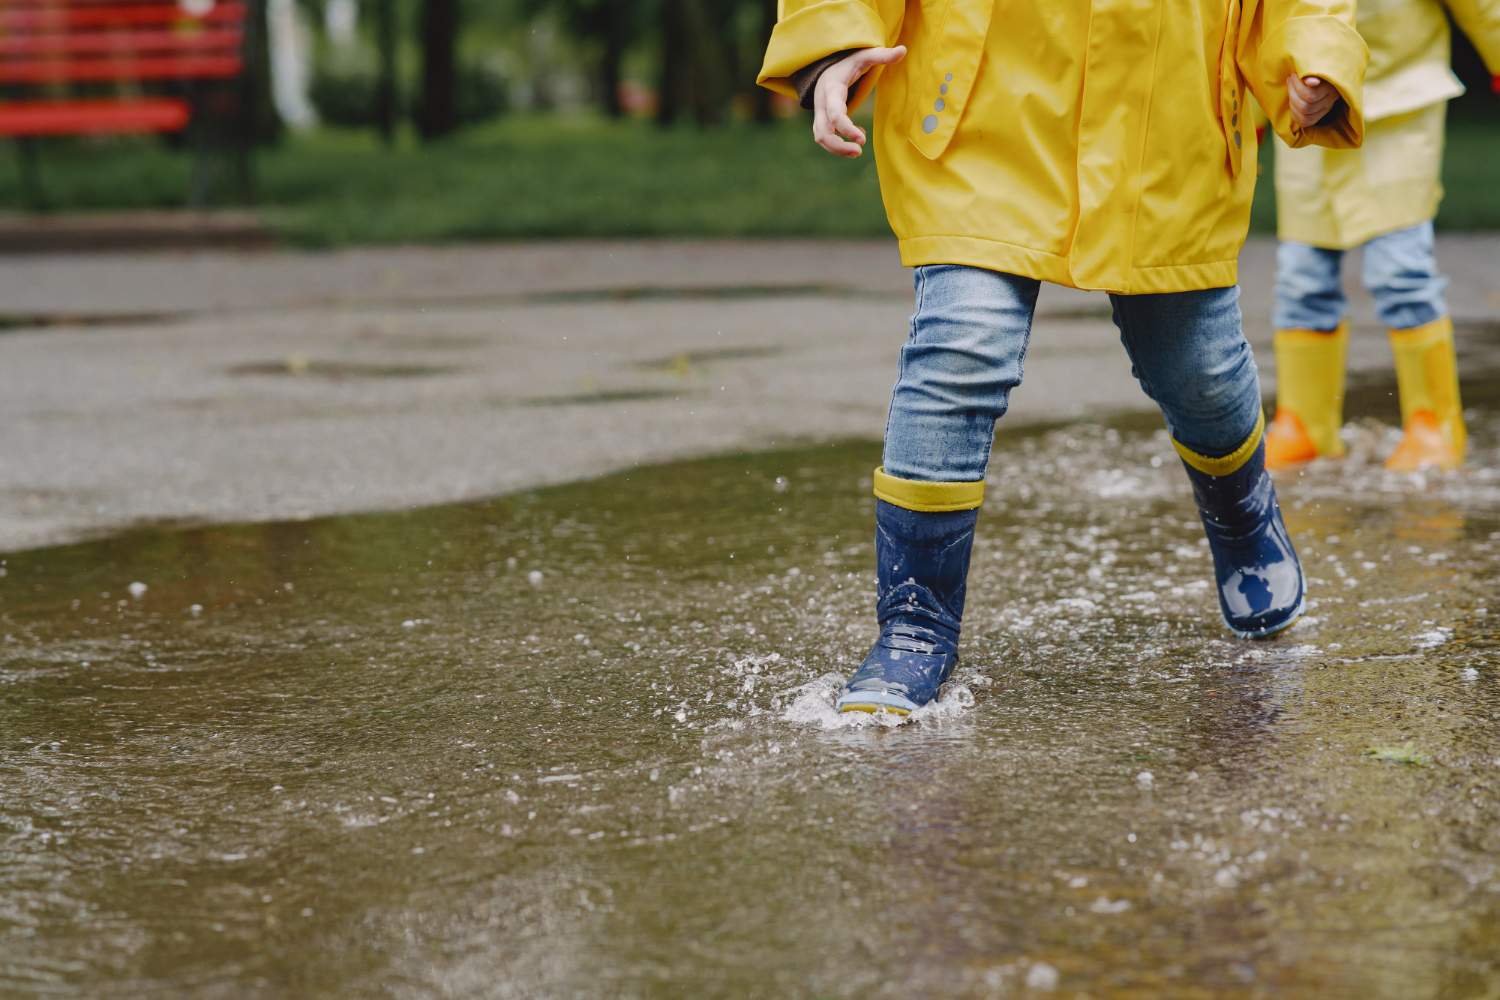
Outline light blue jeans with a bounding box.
[883,265,1263,482]
[1273,221,1448,332]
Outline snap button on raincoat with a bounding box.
[759,0,1370,293]
[1275,0,1500,250]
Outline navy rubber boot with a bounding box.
[1182,439,1306,638]
[836,500,977,714]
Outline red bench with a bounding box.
[0,0,253,205]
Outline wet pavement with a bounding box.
[6,370,1500,997]
[3,236,1497,553]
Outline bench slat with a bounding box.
[0,96,190,135]
[0,0,248,139]
[0,29,243,55]
[0,53,240,81]
[0,4,245,29]
[0,0,206,7]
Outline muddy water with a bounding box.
[5,398,1500,998]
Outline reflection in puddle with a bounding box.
[3,406,1500,997]
[227,358,457,379]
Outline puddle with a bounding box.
[519,387,690,407]
[637,345,785,377]
[227,358,457,379]
[0,311,184,332]
[4,398,1500,997]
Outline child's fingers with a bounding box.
[863,45,907,69]
[826,104,864,156]
[813,100,862,157]
[811,46,904,157]
[824,46,908,94]
[833,111,866,146]
[1285,72,1338,125]
[1287,73,1314,102]
[843,45,907,82]
[819,133,863,157]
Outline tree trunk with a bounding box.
[418,0,460,139]
[601,34,624,118]
[659,0,724,126]
[374,0,398,143]
[656,0,687,126]
[753,0,776,122]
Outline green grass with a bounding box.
[1364,741,1428,765]
[0,112,1496,247]
[0,115,892,246]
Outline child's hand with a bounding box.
[1287,74,1339,126]
[813,46,907,157]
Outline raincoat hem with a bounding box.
[1276,189,1442,250]
[898,235,1072,286]
[899,236,1239,294]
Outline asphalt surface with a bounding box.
[2,235,1497,552]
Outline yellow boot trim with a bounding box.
[1270,323,1348,459]
[1171,410,1265,477]
[839,703,910,716]
[1388,317,1465,466]
[872,467,984,512]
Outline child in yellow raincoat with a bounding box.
[1264,0,1500,472]
[758,0,1369,714]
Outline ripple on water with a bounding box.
[3,406,1500,997]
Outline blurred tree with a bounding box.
[524,0,650,117]
[1449,12,1500,122]
[244,0,285,145]
[417,0,461,137]
[751,0,775,122]
[374,0,400,141]
[657,0,732,124]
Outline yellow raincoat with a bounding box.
[1275,0,1500,249]
[759,0,1369,293]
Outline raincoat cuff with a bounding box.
[757,0,888,103]
[793,49,859,110]
[1280,16,1366,150]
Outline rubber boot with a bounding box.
[1264,323,1348,470]
[836,469,981,715]
[1385,317,1465,472]
[1175,415,1306,638]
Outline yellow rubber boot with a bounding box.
[1264,323,1348,470]
[1386,317,1465,472]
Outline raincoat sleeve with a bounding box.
[1238,0,1369,150]
[756,0,905,113]
[1445,0,1500,72]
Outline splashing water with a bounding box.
[778,669,981,729]
[4,391,1500,997]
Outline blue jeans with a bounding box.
[884,265,1263,482]
[1273,222,1448,332]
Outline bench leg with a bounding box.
[16,138,45,212]
[189,108,210,209]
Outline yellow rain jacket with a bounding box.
[759,0,1368,293]
[1275,0,1500,249]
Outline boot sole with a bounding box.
[836,690,919,715]
[1228,592,1307,640]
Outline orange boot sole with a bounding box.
[1264,409,1320,470]
[1384,410,1462,472]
